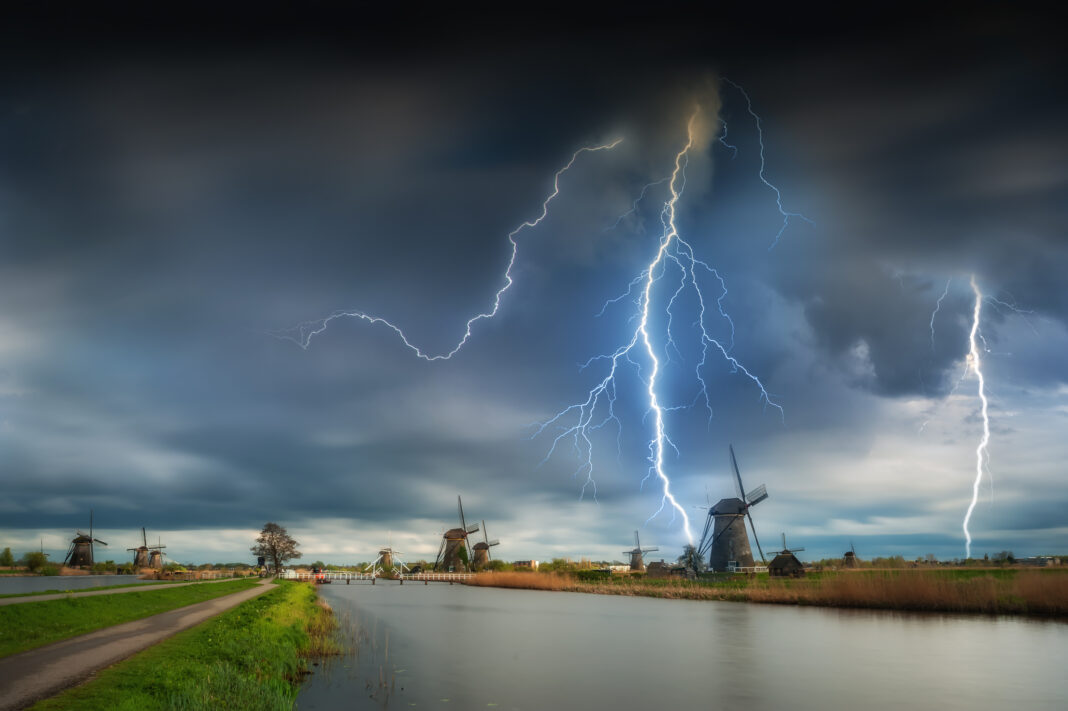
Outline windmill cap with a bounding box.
[711,497,747,515]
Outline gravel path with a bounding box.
[0,579,275,710]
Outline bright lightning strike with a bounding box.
[273,139,622,359]
[962,274,990,559]
[535,106,783,545]
[930,278,951,351]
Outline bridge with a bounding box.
[282,570,475,584]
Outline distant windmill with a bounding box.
[842,541,860,568]
[768,533,806,578]
[365,533,410,577]
[127,528,166,569]
[696,445,769,572]
[63,510,108,568]
[623,530,658,572]
[434,496,480,571]
[471,520,500,571]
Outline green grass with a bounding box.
[30,581,336,711]
[0,580,183,598]
[0,579,258,658]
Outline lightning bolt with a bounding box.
[534,106,783,545]
[930,278,951,351]
[273,139,622,359]
[962,274,990,559]
[721,78,813,250]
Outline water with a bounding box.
[0,574,159,595]
[298,582,1068,711]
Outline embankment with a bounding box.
[467,569,1068,616]
[29,580,339,711]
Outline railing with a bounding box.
[282,570,475,582]
[725,564,768,574]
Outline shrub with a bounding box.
[23,551,49,573]
[0,547,14,566]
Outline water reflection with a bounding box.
[298,582,1068,710]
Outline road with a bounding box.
[0,577,252,606]
[0,578,274,711]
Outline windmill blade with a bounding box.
[457,495,467,532]
[142,527,147,547]
[466,522,480,534]
[782,532,787,550]
[745,484,768,507]
[746,510,766,564]
[643,547,659,554]
[851,541,856,555]
[482,520,489,546]
[634,530,641,550]
[790,547,806,553]
[729,444,745,501]
[487,539,500,547]
[94,539,108,546]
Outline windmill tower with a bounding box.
[842,541,860,568]
[127,528,151,568]
[147,535,166,569]
[696,445,769,572]
[623,530,658,571]
[434,496,479,571]
[471,520,500,571]
[768,533,806,578]
[63,510,107,568]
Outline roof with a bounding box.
[711,497,747,515]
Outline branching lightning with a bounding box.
[534,105,784,545]
[962,275,990,559]
[272,139,622,359]
[930,278,951,351]
[721,78,813,250]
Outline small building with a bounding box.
[512,560,539,570]
[646,561,671,578]
[768,552,805,578]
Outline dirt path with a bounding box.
[0,578,275,711]
[0,576,257,607]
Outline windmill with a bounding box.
[471,520,500,571]
[842,541,860,568]
[127,528,167,569]
[63,510,108,568]
[768,533,806,578]
[623,530,658,571]
[365,533,410,577]
[434,495,479,571]
[695,445,769,572]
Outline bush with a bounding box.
[0,547,14,566]
[23,551,49,573]
[42,565,61,576]
[573,569,611,582]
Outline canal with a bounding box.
[298,582,1067,710]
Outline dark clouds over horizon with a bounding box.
[1,6,1066,563]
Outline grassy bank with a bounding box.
[0,579,258,657]
[467,569,1068,616]
[30,581,339,711]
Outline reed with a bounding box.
[467,569,1068,616]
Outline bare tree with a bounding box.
[251,522,302,574]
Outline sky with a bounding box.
[1,5,1066,566]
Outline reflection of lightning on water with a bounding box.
[962,275,989,559]
[273,139,622,358]
[534,104,783,545]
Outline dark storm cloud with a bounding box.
[1,5,1065,560]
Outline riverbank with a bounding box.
[467,569,1068,616]
[0,579,258,657]
[29,581,339,710]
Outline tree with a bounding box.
[23,551,49,573]
[251,522,302,574]
[0,547,14,566]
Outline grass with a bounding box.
[30,581,340,711]
[0,579,258,658]
[468,568,1068,616]
[0,580,181,598]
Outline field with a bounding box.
[0,580,179,599]
[0,579,258,657]
[467,568,1068,616]
[30,581,339,711]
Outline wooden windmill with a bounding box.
[434,496,479,571]
[695,445,769,572]
[623,530,658,571]
[471,520,500,571]
[768,533,805,578]
[63,510,107,568]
